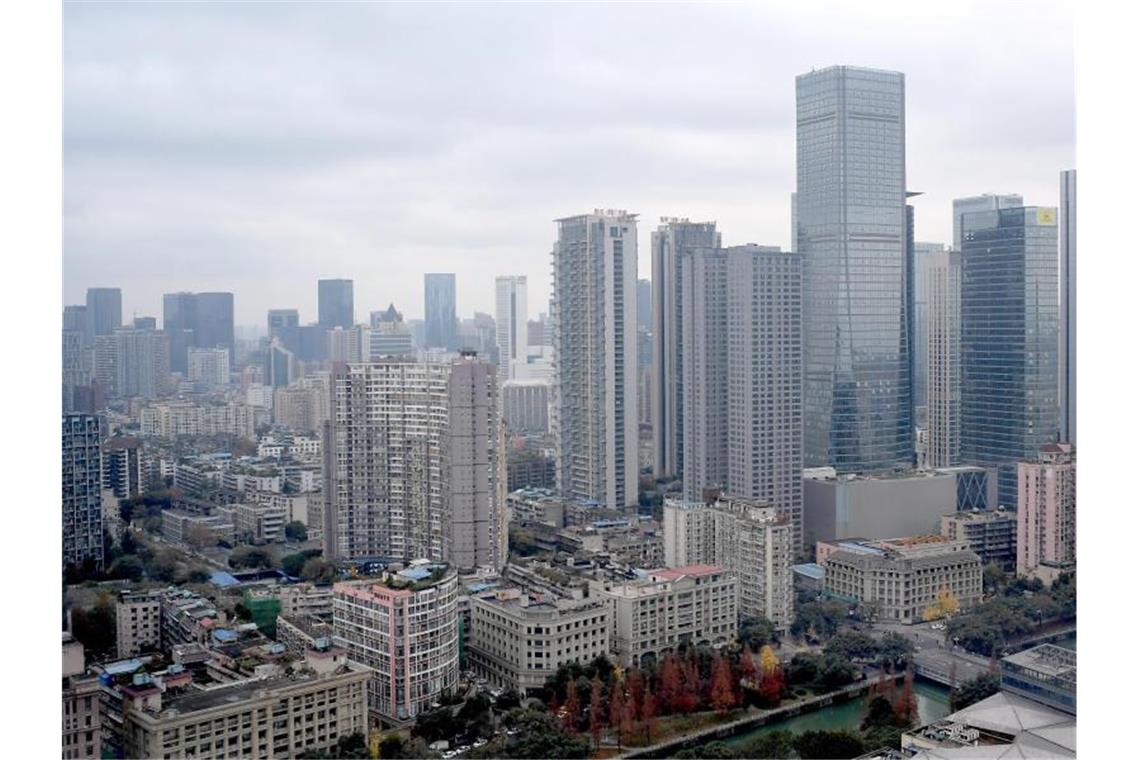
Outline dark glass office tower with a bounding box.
[796,65,912,473]
[960,207,1060,508]
[163,292,234,370]
[85,287,122,345]
[195,292,235,364]
[318,279,354,330]
[424,273,458,350]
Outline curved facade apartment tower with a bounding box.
[796,65,913,473]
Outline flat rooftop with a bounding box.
[1003,644,1076,681]
[153,663,367,717]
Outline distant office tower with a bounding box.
[448,352,507,571]
[552,210,639,510]
[926,250,962,468]
[318,279,354,329]
[502,380,550,434]
[1059,170,1076,445]
[96,326,170,399]
[961,207,1060,507]
[187,347,231,391]
[680,244,804,545]
[86,287,122,345]
[494,276,528,380]
[63,413,103,572]
[163,292,235,371]
[132,316,156,330]
[651,218,721,480]
[369,303,415,358]
[63,304,87,333]
[797,66,912,473]
[1016,443,1075,578]
[789,192,798,252]
[527,318,548,348]
[424,273,458,350]
[62,328,91,412]
[952,193,1023,250]
[265,339,299,388]
[326,359,503,564]
[911,241,947,424]
[267,308,300,337]
[636,278,652,331]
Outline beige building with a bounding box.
[468,588,610,694]
[823,535,982,624]
[116,589,163,658]
[217,501,289,544]
[63,633,102,760]
[332,566,459,725]
[663,495,795,630]
[120,646,370,760]
[598,564,737,668]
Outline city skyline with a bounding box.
[64,2,1073,325]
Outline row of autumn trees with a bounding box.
[545,645,787,749]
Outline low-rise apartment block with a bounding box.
[468,588,609,694]
[940,509,1017,571]
[598,564,737,668]
[116,589,163,658]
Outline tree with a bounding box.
[676,741,736,759]
[184,522,216,551]
[302,556,338,584]
[818,652,859,690]
[983,563,1008,592]
[282,549,322,577]
[609,683,627,750]
[411,707,454,743]
[149,548,181,582]
[739,644,757,686]
[786,653,820,686]
[709,654,737,714]
[284,521,308,542]
[757,646,785,709]
[793,730,867,759]
[562,679,580,733]
[739,616,777,648]
[71,595,116,659]
[739,731,796,760]
[949,672,1001,711]
[588,676,604,749]
[498,709,590,759]
[759,644,780,676]
[229,545,275,570]
[640,690,658,744]
[119,528,138,556]
[876,632,916,670]
[923,587,961,621]
[824,631,878,661]
[108,554,144,581]
[658,652,683,713]
[893,670,919,728]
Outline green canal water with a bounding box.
[725,681,951,747]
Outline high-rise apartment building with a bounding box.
[324,360,450,561]
[1059,170,1076,445]
[63,414,103,572]
[102,437,145,499]
[424,273,458,350]
[494,276,528,381]
[369,304,415,358]
[796,66,912,473]
[85,287,122,345]
[448,352,507,571]
[960,207,1060,507]
[650,219,720,480]
[62,328,91,413]
[333,569,460,725]
[552,210,639,510]
[63,304,87,333]
[501,380,550,434]
[1017,443,1076,578]
[327,325,370,363]
[927,250,962,468]
[318,278,354,330]
[95,326,171,399]
[265,338,299,388]
[678,244,804,544]
[789,192,798,252]
[952,193,1023,250]
[187,347,230,391]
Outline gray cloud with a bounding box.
[64,0,1074,326]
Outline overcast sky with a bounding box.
[64,1,1074,328]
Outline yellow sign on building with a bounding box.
[1037,208,1056,225]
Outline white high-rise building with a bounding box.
[187,347,230,391]
[680,244,804,546]
[494,276,528,381]
[650,219,721,481]
[551,210,639,510]
[927,250,962,468]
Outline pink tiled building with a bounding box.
[1016,443,1076,578]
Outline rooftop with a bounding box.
[652,564,724,581]
[906,691,1076,759]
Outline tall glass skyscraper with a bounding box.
[424,273,458,350]
[796,65,912,473]
[318,279,355,330]
[960,207,1059,508]
[1058,170,1076,445]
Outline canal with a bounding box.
[724,680,951,748]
